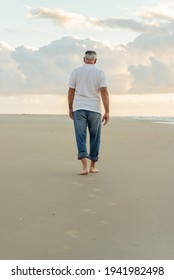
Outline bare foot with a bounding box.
[90,168,99,173]
[79,169,89,175]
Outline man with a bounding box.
[68,50,109,175]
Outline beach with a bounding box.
[0,114,174,260]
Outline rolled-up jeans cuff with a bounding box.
[78,152,89,160]
[88,155,98,162]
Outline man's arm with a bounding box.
[100,87,109,125]
[68,88,75,119]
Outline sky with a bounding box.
[0,0,174,116]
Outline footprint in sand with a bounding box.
[66,230,79,238]
[93,188,102,192]
[62,245,73,251]
[82,208,93,214]
[88,193,101,198]
[98,220,109,226]
[105,202,116,207]
[71,181,83,186]
[87,177,95,184]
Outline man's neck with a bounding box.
[84,62,95,65]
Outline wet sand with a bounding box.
[0,114,174,260]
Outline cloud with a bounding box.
[28,6,174,34]
[140,3,174,21]
[2,3,174,96]
[1,31,174,96]
[28,7,97,28]
[0,42,26,93]
[99,18,172,34]
[128,57,174,94]
[0,37,113,95]
[127,32,174,93]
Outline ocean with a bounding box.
[114,116,174,126]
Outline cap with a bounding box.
[84,50,97,60]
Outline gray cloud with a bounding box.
[99,18,171,34]
[0,43,26,93]
[128,56,174,94]
[127,32,174,93]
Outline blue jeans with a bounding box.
[73,110,101,162]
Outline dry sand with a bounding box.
[0,114,174,260]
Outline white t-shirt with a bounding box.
[68,64,107,113]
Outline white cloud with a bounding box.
[0,37,113,95]
[28,7,97,28]
[0,42,14,51]
[1,3,174,96]
[140,3,174,21]
[1,32,174,96]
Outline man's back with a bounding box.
[68,64,107,113]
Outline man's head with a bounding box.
[84,50,97,64]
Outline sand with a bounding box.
[0,114,174,260]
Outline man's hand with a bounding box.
[102,112,109,125]
[69,109,74,120]
[100,87,109,125]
